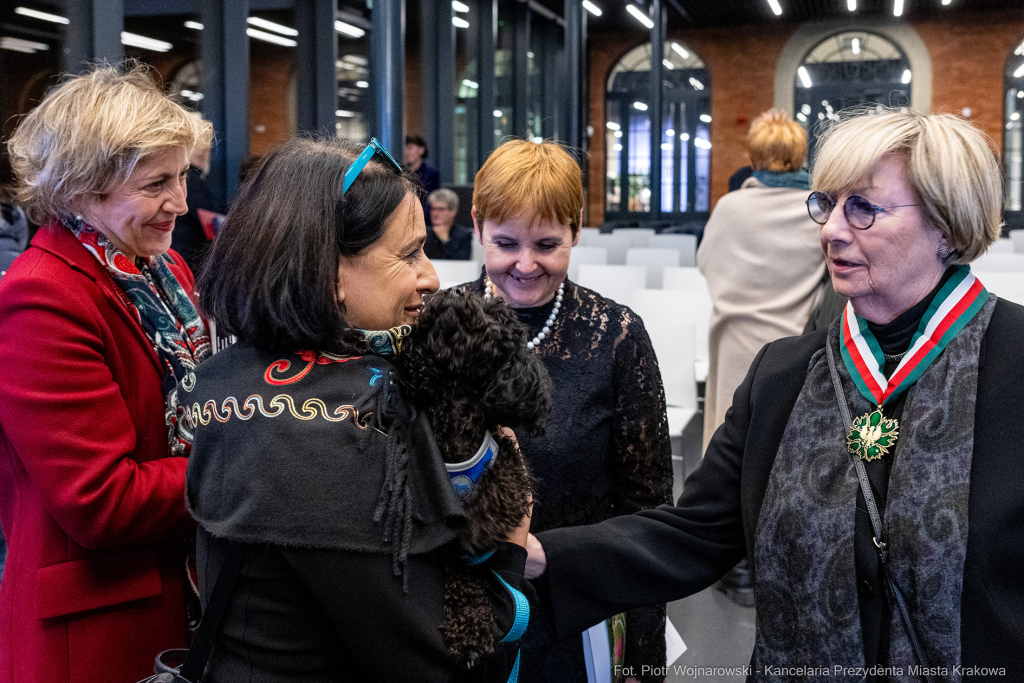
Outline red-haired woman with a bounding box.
[465,140,673,683]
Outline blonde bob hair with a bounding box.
[473,139,584,238]
[747,109,807,173]
[8,63,213,225]
[812,108,1002,264]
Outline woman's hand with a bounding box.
[525,533,547,579]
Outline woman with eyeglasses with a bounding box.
[526,109,1024,678]
[182,137,534,682]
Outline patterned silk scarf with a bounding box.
[752,294,996,680]
[65,218,212,449]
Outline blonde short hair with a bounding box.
[747,109,807,173]
[473,139,583,238]
[7,63,213,225]
[812,108,1002,263]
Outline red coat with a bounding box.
[0,224,195,683]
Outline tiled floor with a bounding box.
[663,415,756,683]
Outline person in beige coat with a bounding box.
[698,110,826,453]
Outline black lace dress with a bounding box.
[468,277,673,683]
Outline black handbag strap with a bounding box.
[824,341,932,677]
[175,541,248,683]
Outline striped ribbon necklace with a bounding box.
[839,265,988,461]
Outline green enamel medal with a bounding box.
[846,409,899,462]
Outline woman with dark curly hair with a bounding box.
[180,136,535,682]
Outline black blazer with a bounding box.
[539,298,1024,679]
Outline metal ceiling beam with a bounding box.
[64,0,124,73]
[295,0,338,136]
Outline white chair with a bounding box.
[625,248,681,288]
[588,233,632,265]
[1009,229,1024,253]
[644,320,698,436]
[470,234,485,264]
[662,266,707,292]
[649,234,698,267]
[432,260,481,289]
[989,239,1015,253]
[612,227,656,248]
[972,253,1024,272]
[631,288,712,386]
[576,264,646,305]
[569,246,608,282]
[578,227,601,246]
[977,272,1024,306]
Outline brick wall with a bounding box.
[586,11,1024,227]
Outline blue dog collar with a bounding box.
[446,431,498,500]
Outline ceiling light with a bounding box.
[613,144,623,152]
[666,128,674,136]
[901,69,912,84]
[680,132,689,141]
[847,0,856,9]
[583,0,603,16]
[661,142,673,150]
[798,66,812,88]
[335,20,366,38]
[671,42,689,59]
[247,17,298,37]
[0,36,49,53]
[452,0,470,10]
[662,59,674,70]
[1012,113,1021,121]
[700,114,712,123]
[606,121,620,130]
[462,79,479,89]
[121,32,172,52]
[796,112,808,122]
[453,17,470,28]
[1015,63,1024,79]
[694,138,711,149]
[356,80,368,88]
[343,54,368,65]
[1016,41,1024,56]
[336,109,355,117]
[766,0,783,16]
[941,0,951,4]
[625,5,654,29]
[1018,91,1023,98]
[893,0,904,17]
[614,130,622,137]
[14,7,69,24]
[801,103,811,115]
[494,109,503,117]
[633,101,648,111]
[852,37,860,55]
[184,21,204,30]
[688,77,704,90]
[246,28,297,46]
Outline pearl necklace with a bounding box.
[483,277,564,350]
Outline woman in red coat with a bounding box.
[0,65,213,683]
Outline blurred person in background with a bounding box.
[424,188,473,260]
[0,64,212,683]
[404,134,441,224]
[0,150,28,280]
[465,139,672,683]
[170,114,224,274]
[696,109,825,606]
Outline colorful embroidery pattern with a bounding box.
[265,350,364,386]
[185,393,372,429]
[353,326,410,356]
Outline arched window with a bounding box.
[1005,38,1024,222]
[605,41,710,220]
[794,32,911,155]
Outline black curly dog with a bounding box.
[394,288,550,669]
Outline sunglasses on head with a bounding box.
[806,191,922,231]
[342,138,404,195]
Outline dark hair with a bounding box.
[405,134,428,159]
[197,136,418,352]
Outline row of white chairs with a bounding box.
[569,247,697,287]
[578,228,697,267]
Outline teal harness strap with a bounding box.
[493,571,530,643]
[506,650,521,683]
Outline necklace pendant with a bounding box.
[847,408,899,461]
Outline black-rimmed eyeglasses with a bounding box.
[806,191,923,230]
